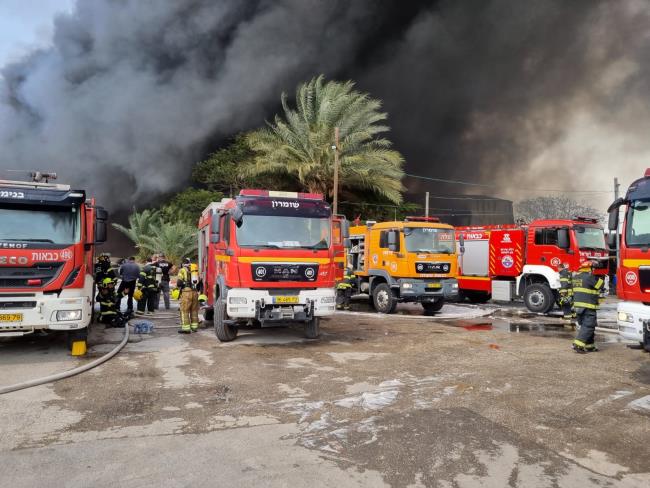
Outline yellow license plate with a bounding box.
[274,296,299,304]
[427,283,442,289]
[0,313,23,322]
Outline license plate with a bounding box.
[273,296,299,304]
[0,313,23,322]
[427,283,442,289]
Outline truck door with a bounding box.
[531,226,571,270]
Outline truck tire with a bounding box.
[305,317,320,339]
[372,283,397,314]
[214,297,237,342]
[523,283,554,314]
[465,291,491,304]
[423,299,444,315]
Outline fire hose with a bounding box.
[0,325,129,395]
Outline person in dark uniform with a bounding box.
[153,253,172,310]
[336,268,357,310]
[572,260,605,353]
[558,263,575,325]
[96,277,118,326]
[94,253,117,285]
[136,264,157,315]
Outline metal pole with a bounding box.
[333,127,340,215]
[614,177,620,265]
[425,191,429,217]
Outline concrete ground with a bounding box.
[0,299,649,487]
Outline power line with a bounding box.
[404,173,613,194]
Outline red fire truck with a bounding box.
[456,218,608,313]
[609,169,650,347]
[0,173,108,352]
[198,190,344,342]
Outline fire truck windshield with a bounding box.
[236,215,331,249]
[575,226,607,250]
[404,227,455,254]
[625,200,650,247]
[0,205,81,244]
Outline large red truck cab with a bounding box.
[456,218,608,313]
[198,190,345,342]
[609,169,650,345]
[0,175,107,350]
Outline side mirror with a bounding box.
[95,206,108,244]
[458,234,465,254]
[230,206,243,226]
[388,230,398,252]
[607,197,624,231]
[210,216,220,243]
[342,219,350,239]
[607,232,616,248]
[557,228,570,249]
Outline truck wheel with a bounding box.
[214,297,237,342]
[305,317,320,339]
[373,283,397,314]
[423,299,445,315]
[523,284,554,314]
[465,291,491,304]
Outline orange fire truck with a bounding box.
[198,190,345,341]
[609,169,650,348]
[456,218,608,313]
[0,173,108,353]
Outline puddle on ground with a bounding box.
[445,318,622,343]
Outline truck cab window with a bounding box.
[222,215,231,244]
[534,228,558,246]
[379,231,388,248]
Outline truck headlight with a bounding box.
[229,297,247,304]
[452,283,458,289]
[402,283,413,289]
[57,310,82,321]
[618,311,634,323]
[320,296,335,304]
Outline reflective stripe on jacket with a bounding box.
[572,271,604,310]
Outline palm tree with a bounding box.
[139,221,198,266]
[246,75,404,203]
[112,209,162,260]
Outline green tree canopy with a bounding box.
[139,221,198,265]
[245,75,405,204]
[112,209,162,261]
[161,188,223,226]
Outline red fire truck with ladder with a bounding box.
[0,173,108,354]
[198,190,346,342]
[456,218,609,313]
[609,169,650,349]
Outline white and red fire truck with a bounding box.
[0,174,107,351]
[609,169,650,347]
[198,190,345,342]
[455,218,609,313]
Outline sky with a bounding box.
[0,0,647,216]
[0,0,75,68]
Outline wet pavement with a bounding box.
[1,299,648,487]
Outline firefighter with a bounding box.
[558,263,575,325]
[136,264,157,315]
[572,260,605,353]
[336,267,357,310]
[96,277,118,326]
[94,253,117,285]
[177,259,201,333]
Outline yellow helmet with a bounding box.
[133,289,143,301]
[171,288,180,300]
[198,294,208,303]
[190,263,198,272]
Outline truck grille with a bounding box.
[0,301,37,309]
[0,263,64,288]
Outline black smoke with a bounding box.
[1,0,648,211]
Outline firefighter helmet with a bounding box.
[198,294,207,303]
[580,259,594,269]
[171,288,181,300]
[190,263,198,272]
[101,277,113,286]
[133,289,143,301]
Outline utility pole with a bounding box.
[332,127,340,215]
[425,192,429,217]
[614,177,621,265]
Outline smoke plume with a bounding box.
[2,0,650,211]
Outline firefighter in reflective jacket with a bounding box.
[136,264,157,315]
[94,253,117,285]
[97,277,118,325]
[336,268,357,310]
[558,263,575,324]
[177,259,201,333]
[572,260,604,353]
